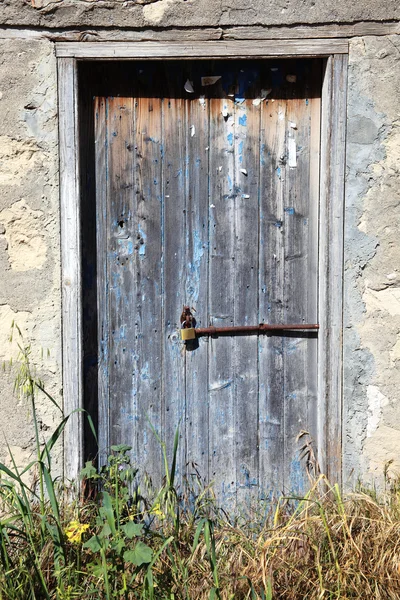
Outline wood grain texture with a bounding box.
[58,57,83,482]
[233,87,260,506]
[3,22,398,42]
[91,59,326,503]
[258,90,286,498]
[56,39,348,59]
[318,55,347,484]
[282,72,317,494]
[94,96,109,466]
[184,83,210,486]
[133,93,164,488]
[208,85,237,508]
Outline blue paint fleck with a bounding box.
[227,132,234,146]
[305,99,309,106]
[141,362,150,381]
[276,166,281,179]
[274,220,283,228]
[239,113,247,127]
[235,97,245,105]
[284,207,295,215]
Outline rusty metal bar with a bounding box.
[194,323,319,337]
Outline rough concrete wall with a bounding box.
[344,35,400,484]
[0,39,61,473]
[1,0,399,29]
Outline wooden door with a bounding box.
[94,59,321,505]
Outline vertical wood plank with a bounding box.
[233,79,260,507]
[258,85,286,498]
[306,61,321,479]
[106,98,136,457]
[185,87,210,485]
[58,57,83,481]
[133,92,163,487]
[162,72,187,485]
[283,67,316,494]
[318,55,347,484]
[94,96,110,466]
[208,84,236,508]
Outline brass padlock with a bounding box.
[181,327,196,341]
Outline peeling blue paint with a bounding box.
[276,166,281,179]
[138,224,147,257]
[284,207,295,215]
[227,132,234,146]
[290,458,304,494]
[239,113,247,127]
[186,229,204,303]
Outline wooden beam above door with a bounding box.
[55,39,348,60]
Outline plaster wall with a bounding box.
[0,39,61,473]
[0,5,399,486]
[344,35,400,484]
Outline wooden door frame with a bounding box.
[57,40,348,483]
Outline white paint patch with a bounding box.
[366,385,389,437]
[288,137,297,168]
[0,200,47,271]
[142,0,174,24]
[364,287,400,316]
[190,125,195,137]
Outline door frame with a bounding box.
[57,40,348,484]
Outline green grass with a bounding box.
[1,326,400,598]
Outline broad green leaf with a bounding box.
[80,461,98,480]
[111,444,132,453]
[111,538,125,555]
[83,534,102,553]
[123,542,152,566]
[121,522,143,539]
[101,491,117,536]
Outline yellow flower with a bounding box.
[64,520,89,544]
[150,502,166,520]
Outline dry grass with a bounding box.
[149,475,400,599]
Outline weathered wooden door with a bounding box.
[94,59,321,504]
